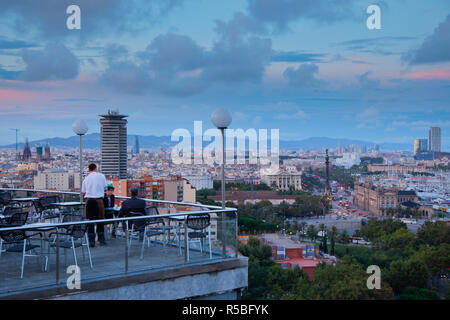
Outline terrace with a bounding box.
[0,188,247,300]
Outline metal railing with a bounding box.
[0,188,239,296]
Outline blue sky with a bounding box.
[0,0,449,150]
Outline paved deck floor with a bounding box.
[0,235,223,296]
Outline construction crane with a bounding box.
[10,128,19,159]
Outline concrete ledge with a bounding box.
[1,257,248,300]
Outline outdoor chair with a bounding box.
[139,206,167,259]
[38,196,61,221]
[186,213,212,261]
[49,214,93,269]
[0,212,48,279]
[0,192,12,207]
[125,210,148,257]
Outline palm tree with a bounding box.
[341,229,349,244]
[330,226,337,255]
[307,224,316,242]
[300,221,307,241]
[319,223,326,237]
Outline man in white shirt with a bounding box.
[82,163,108,247]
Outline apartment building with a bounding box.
[34,170,75,191]
[112,175,196,204]
[183,174,213,190]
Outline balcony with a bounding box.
[0,188,247,300]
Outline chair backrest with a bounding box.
[122,203,146,217]
[127,212,149,232]
[8,212,28,225]
[3,206,23,216]
[0,193,11,206]
[0,211,28,243]
[145,206,159,215]
[62,214,87,239]
[186,213,211,230]
[33,199,46,212]
[145,206,164,226]
[0,192,12,201]
[0,229,26,242]
[44,195,60,205]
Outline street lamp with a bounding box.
[211,108,232,257]
[72,120,88,205]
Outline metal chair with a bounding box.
[186,213,212,261]
[49,214,93,269]
[125,210,148,257]
[0,212,48,279]
[139,207,167,259]
[0,207,23,255]
[38,196,61,221]
[2,206,24,220]
[0,192,12,207]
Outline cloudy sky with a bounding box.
[0,0,449,149]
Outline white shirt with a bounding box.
[82,171,107,198]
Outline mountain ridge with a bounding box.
[0,133,412,152]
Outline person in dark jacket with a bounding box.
[103,185,115,211]
[103,185,116,237]
[119,188,146,234]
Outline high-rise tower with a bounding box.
[99,110,128,179]
[44,142,51,160]
[429,127,441,152]
[414,139,428,156]
[134,135,140,154]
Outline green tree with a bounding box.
[398,287,440,300]
[377,228,421,254]
[299,221,307,241]
[307,256,371,300]
[307,225,317,242]
[386,258,429,295]
[412,243,450,276]
[417,221,450,246]
[330,226,337,255]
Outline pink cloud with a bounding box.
[402,69,450,80]
[0,88,40,102]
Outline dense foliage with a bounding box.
[213,181,272,191]
[239,215,278,234]
[242,218,450,299]
[240,238,394,300]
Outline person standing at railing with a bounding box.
[82,163,107,247]
[103,184,116,238]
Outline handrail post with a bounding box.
[125,220,129,273]
[184,215,188,263]
[235,211,238,258]
[55,230,60,285]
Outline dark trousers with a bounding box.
[85,198,105,235]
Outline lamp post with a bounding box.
[211,108,232,257]
[72,120,88,205]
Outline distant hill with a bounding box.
[0,133,411,152]
[279,137,411,152]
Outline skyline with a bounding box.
[0,127,444,153]
[0,0,449,147]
